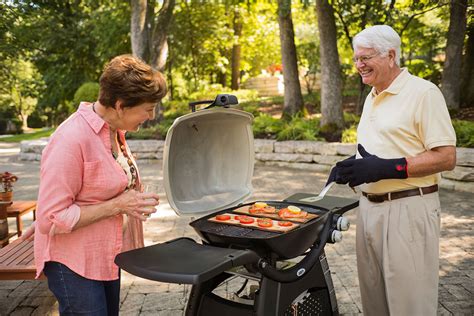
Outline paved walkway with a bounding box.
[0,142,472,315]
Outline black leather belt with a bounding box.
[362,184,438,203]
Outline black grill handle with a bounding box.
[257,212,334,283]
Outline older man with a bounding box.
[330,25,456,315]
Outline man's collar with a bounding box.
[371,68,410,97]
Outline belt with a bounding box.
[362,184,438,203]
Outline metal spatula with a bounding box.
[299,181,336,203]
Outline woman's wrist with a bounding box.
[109,198,122,216]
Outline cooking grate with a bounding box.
[283,288,332,316]
[195,220,278,238]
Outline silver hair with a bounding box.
[353,25,401,66]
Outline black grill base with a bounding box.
[185,251,338,316]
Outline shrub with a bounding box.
[277,116,322,141]
[452,119,474,148]
[162,100,190,119]
[73,82,100,106]
[253,114,283,139]
[341,125,357,143]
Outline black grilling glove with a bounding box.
[325,155,355,186]
[335,144,408,187]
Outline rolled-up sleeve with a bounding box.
[36,133,84,235]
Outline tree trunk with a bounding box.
[150,0,175,72]
[231,8,242,90]
[441,0,468,110]
[460,17,474,108]
[316,0,344,134]
[277,0,304,118]
[130,0,149,61]
[356,77,369,115]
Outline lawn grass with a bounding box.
[0,128,55,142]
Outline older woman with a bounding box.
[34,55,167,315]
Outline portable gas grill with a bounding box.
[115,95,358,315]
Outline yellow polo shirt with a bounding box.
[357,68,456,194]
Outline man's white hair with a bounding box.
[353,25,401,66]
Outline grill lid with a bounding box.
[163,103,254,216]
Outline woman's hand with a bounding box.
[112,189,159,221]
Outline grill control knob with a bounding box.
[331,230,343,243]
[337,216,350,231]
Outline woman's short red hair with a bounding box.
[99,55,167,108]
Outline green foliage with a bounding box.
[162,101,190,119]
[0,128,55,142]
[252,114,283,139]
[126,119,175,140]
[5,0,130,125]
[452,120,474,148]
[341,125,357,143]
[0,58,44,128]
[73,82,99,106]
[343,112,360,125]
[277,116,322,141]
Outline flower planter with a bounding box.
[0,201,12,241]
[0,191,13,202]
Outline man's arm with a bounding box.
[406,145,456,177]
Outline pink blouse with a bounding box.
[34,102,144,281]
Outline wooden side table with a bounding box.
[7,201,36,238]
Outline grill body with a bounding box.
[190,201,329,259]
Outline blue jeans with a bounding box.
[44,261,120,315]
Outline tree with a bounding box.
[231,6,243,90]
[4,0,131,125]
[316,0,344,137]
[0,58,44,129]
[441,0,468,109]
[130,0,175,72]
[277,0,304,118]
[460,15,474,107]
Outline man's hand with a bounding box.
[335,144,408,187]
[325,155,355,186]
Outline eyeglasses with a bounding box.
[352,53,380,64]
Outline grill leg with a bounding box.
[255,251,338,316]
[185,273,233,316]
[185,251,338,316]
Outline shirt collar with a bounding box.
[78,102,107,134]
[370,67,410,97]
[78,102,127,139]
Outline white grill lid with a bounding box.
[162,107,254,216]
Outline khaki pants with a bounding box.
[356,192,441,316]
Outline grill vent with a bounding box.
[283,289,332,316]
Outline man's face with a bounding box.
[353,47,393,90]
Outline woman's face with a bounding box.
[118,102,156,132]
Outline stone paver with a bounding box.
[0,142,472,315]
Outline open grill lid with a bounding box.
[163,95,254,216]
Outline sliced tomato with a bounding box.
[278,208,290,218]
[278,221,293,227]
[257,218,273,228]
[249,207,261,214]
[216,214,231,221]
[262,206,277,214]
[234,215,242,220]
[239,216,255,224]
